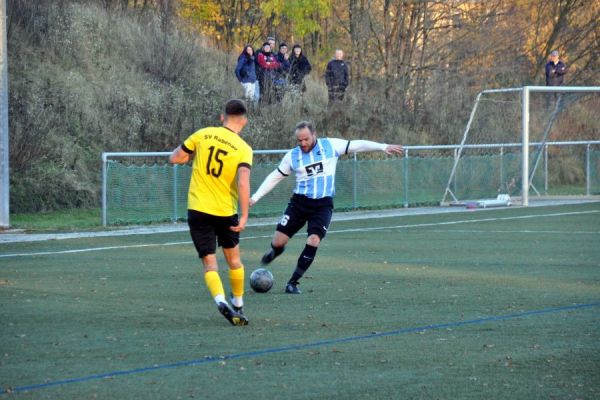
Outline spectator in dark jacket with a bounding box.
[545,50,567,86]
[256,42,281,105]
[275,43,291,75]
[235,45,259,103]
[273,43,291,102]
[325,49,349,104]
[288,44,312,94]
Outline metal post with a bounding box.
[500,146,504,191]
[586,144,591,196]
[102,153,108,226]
[0,0,9,228]
[172,164,178,221]
[352,152,357,209]
[403,149,409,208]
[521,87,530,206]
[441,92,482,204]
[453,148,458,196]
[544,144,548,194]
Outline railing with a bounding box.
[102,140,600,226]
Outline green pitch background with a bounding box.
[1,203,599,399]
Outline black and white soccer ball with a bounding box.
[249,268,274,293]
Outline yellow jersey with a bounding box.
[182,126,252,216]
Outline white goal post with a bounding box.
[441,86,600,207]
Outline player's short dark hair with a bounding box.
[295,121,315,134]
[224,99,247,116]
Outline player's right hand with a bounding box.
[230,216,247,232]
[385,144,404,155]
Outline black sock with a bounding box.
[271,243,285,257]
[289,244,318,284]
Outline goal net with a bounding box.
[441,86,600,206]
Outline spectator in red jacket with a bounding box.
[256,42,281,105]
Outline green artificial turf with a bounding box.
[1,203,599,399]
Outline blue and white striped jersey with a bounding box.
[277,138,350,199]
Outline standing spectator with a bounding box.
[545,50,567,86]
[325,49,349,104]
[169,99,253,326]
[255,37,274,58]
[256,42,281,105]
[255,36,277,66]
[288,44,312,95]
[274,43,291,102]
[255,36,277,70]
[235,45,259,104]
[275,42,291,76]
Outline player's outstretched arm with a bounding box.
[169,146,190,164]
[347,140,403,155]
[250,168,287,206]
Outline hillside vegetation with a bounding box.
[7,0,598,213]
[8,1,232,211]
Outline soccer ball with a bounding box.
[249,268,274,293]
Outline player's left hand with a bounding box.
[385,144,404,155]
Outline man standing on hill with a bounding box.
[545,50,567,86]
[169,99,252,326]
[325,49,349,104]
[249,121,403,294]
[545,50,567,109]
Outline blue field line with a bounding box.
[1,301,599,395]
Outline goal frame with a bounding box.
[441,86,600,207]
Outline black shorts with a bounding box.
[276,194,334,240]
[187,210,240,258]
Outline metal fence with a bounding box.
[102,140,600,226]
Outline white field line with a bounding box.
[326,210,600,234]
[422,230,600,234]
[1,210,598,259]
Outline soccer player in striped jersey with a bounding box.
[170,99,252,325]
[250,121,403,294]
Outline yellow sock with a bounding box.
[229,266,245,306]
[204,270,225,303]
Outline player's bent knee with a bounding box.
[272,232,290,248]
[306,234,321,247]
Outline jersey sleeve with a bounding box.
[182,132,200,153]
[277,151,293,176]
[328,138,351,156]
[239,143,253,169]
[347,140,387,153]
[251,150,292,203]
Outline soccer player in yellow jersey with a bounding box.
[169,99,252,326]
